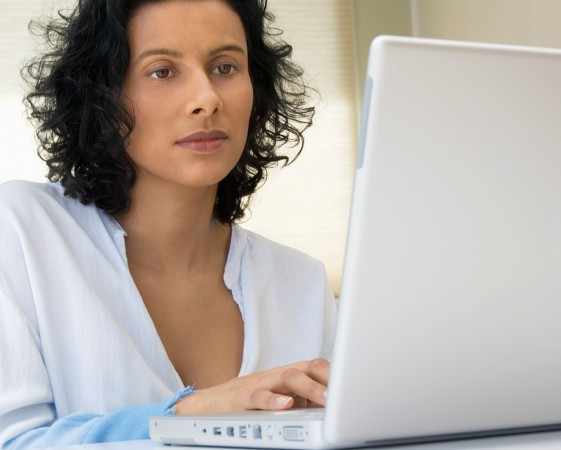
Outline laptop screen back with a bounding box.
[325,35,561,446]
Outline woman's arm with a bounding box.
[1,285,329,448]
[3,357,329,449]
[174,359,330,414]
[3,402,167,449]
[0,288,178,449]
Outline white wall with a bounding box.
[352,0,561,103]
[352,0,412,108]
[411,0,561,48]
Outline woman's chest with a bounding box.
[134,270,245,389]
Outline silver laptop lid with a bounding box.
[325,35,561,446]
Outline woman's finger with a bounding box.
[280,367,327,406]
[249,388,294,410]
[307,358,330,386]
[291,396,309,408]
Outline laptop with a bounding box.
[149,35,561,448]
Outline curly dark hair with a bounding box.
[22,0,315,223]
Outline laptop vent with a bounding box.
[161,436,197,445]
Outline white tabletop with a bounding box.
[45,430,561,450]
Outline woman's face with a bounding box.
[122,0,253,192]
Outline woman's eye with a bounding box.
[214,64,236,76]
[150,68,172,79]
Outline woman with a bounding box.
[0,0,336,447]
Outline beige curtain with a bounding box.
[243,0,357,295]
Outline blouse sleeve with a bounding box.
[0,287,171,449]
[2,403,167,449]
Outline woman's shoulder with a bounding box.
[0,180,53,212]
[0,180,90,223]
[0,179,62,204]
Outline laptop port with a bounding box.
[212,427,222,436]
[283,426,305,441]
[239,425,247,438]
[226,426,234,437]
[253,425,262,439]
[265,425,275,440]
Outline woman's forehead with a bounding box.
[126,0,247,55]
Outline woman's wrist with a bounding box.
[163,385,198,416]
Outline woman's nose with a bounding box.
[185,72,223,117]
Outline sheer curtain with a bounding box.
[0,0,73,183]
[243,0,357,295]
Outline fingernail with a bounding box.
[310,358,325,368]
[275,396,291,406]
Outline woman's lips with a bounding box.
[176,130,228,152]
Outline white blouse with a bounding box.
[0,180,337,448]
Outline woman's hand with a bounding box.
[174,358,330,415]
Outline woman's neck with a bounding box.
[115,179,230,273]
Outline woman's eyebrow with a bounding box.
[133,48,183,65]
[132,44,245,66]
[209,44,246,57]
